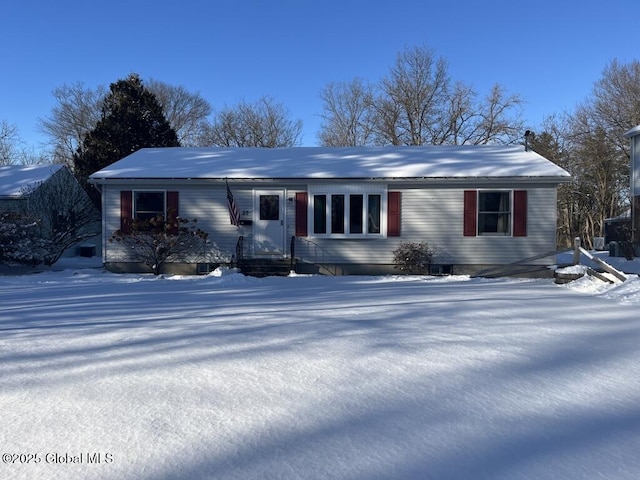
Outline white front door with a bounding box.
[253,190,285,256]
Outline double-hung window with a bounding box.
[464,189,527,237]
[477,191,511,236]
[310,186,385,237]
[120,190,179,234]
[134,191,166,221]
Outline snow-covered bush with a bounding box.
[110,212,212,275]
[22,169,101,265]
[392,242,433,274]
[0,213,53,266]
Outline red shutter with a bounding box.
[387,191,401,237]
[120,190,132,234]
[513,190,527,237]
[167,191,179,234]
[463,190,477,237]
[295,192,308,237]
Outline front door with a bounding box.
[253,190,285,256]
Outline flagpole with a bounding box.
[226,177,241,229]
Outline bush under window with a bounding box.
[393,242,433,274]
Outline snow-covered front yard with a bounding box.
[1,256,639,479]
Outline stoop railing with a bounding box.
[291,236,338,275]
[234,235,244,267]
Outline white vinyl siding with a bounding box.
[103,184,250,263]
[294,185,556,266]
[102,181,558,269]
[400,185,556,265]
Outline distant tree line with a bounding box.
[529,60,640,248]
[1,45,640,249]
[318,45,524,146]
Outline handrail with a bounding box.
[292,236,338,275]
[578,246,627,281]
[234,235,244,267]
[289,236,296,272]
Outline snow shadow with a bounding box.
[1,272,639,479]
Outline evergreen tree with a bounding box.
[73,73,180,206]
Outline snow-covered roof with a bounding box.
[89,145,571,181]
[605,209,631,222]
[623,125,640,138]
[0,164,64,198]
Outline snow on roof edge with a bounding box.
[623,125,640,138]
[89,146,572,181]
[0,164,64,198]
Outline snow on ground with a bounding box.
[1,257,639,480]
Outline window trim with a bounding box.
[308,185,388,238]
[132,190,167,221]
[477,189,513,237]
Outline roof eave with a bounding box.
[89,175,571,184]
[624,125,640,138]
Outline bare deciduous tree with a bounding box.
[528,116,576,246]
[589,59,640,151]
[0,120,48,165]
[38,82,106,165]
[18,148,50,166]
[23,167,101,265]
[318,78,375,146]
[547,60,640,248]
[565,111,629,249]
[531,61,639,249]
[317,45,525,147]
[376,45,450,145]
[437,81,477,145]
[146,79,212,146]
[472,84,524,145]
[0,120,23,165]
[199,96,302,147]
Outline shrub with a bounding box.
[392,242,433,274]
[0,213,53,266]
[22,169,101,265]
[110,212,210,275]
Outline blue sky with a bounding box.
[2,0,638,151]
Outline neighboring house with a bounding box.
[604,210,631,246]
[0,164,65,213]
[89,145,571,275]
[624,125,640,243]
[0,164,101,259]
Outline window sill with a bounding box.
[310,234,385,240]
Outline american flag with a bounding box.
[226,179,241,226]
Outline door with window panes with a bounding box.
[253,190,285,256]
